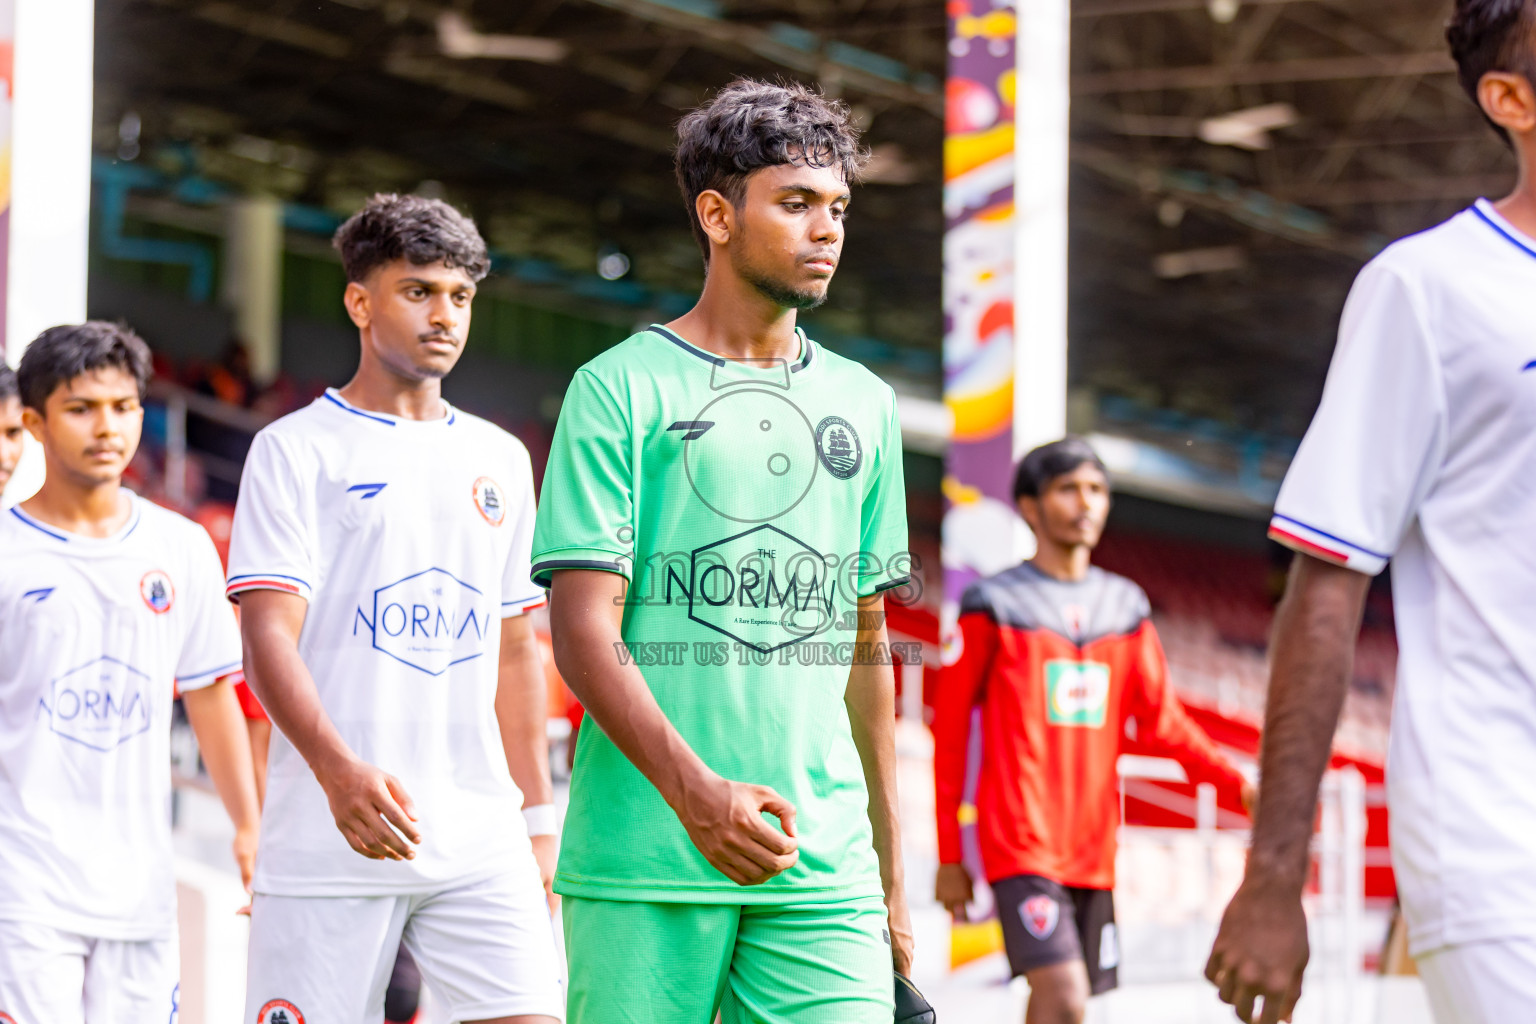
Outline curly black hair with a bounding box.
[17,322,153,412]
[1447,0,1536,137]
[332,193,490,283]
[674,79,866,265]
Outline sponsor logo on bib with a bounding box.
[815,415,863,480]
[1022,894,1059,940]
[39,655,152,751]
[1046,659,1111,728]
[472,476,506,526]
[257,1000,305,1024]
[140,570,175,614]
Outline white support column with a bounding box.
[1012,0,1071,460]
[2,0,94,505]
[222,194,284,385]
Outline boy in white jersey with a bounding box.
[0,366,23,498]
[230,194,562,1023]
[0,323,260,1023]
[1206,3,1536,1022]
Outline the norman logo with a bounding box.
[37,655,152,751]
[353,568,490,675]
[815,415,862,480]
[140,570,175,614]
[673,524,837,653]
[473,476,506,526]
[257,1000,305,1024]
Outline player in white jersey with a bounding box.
[230,194,562,1024]
[1206,3,1536,1022]
[0,323,260,1023]
[0,365,23,499]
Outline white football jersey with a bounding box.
[1272,199,1536,955]
[227,390,546,897]
[0,493,241,940]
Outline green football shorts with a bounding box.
[563,895,895,1023]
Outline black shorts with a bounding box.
[993,874,1119,995]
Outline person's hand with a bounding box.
[315,756,422,860]
[1205,876,1308,1024]
[886,886,916,976]
[935,863,974,921]
[672,772,799,886]
[530,833,559,915]
[232,822,259,891]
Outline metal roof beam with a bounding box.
[1275,173,1514,205]
[576,0,943,116]
[1073,50,1455,94]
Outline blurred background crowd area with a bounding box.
[73,0,1498,773]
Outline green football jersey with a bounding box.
[532,324,911,904]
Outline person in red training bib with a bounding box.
[933,437,1253,1024]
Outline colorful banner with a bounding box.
[943,0,1019,605]
[941,0,1018,969]
[0,0,13,360]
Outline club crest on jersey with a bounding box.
[140,570,175,614]
[472,476,506,526]
[257,1000,305,1024]
[815,415,862,480]
[1022,895,1059,940]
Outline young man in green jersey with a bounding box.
[533,79,916,1023]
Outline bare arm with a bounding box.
[495,614,558,907]
[844,593,913,975]
[1206,553,1371,1024]
[238,589,422,861]
[181,678,261,888]
[547,569,799,886]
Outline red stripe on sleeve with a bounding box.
[1268,526,1351,566]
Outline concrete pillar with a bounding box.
[2,0,94,505]
[222,194,284,385]
[1012,0,1071,462]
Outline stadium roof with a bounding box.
[96,0,1508,434]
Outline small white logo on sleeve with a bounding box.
[140,570,175,614]
[473,476,506,526]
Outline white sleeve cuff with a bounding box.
[1268,514,1389,576]
[522,803,560,837]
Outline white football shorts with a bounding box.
[244,869,564,1023]
[1417,937,1536,1024]
[0,919,179,1024]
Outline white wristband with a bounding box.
[523,803,560,837]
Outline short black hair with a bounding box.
[1013,437,1109,501]
[1447,0,1536,137]
[0,364,16,404]
[675,78,865,265]
[332,193,490,283]
[17,322,153,412]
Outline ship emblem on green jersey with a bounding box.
[815,416,862,480]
